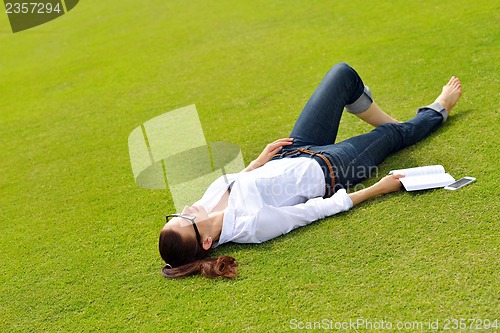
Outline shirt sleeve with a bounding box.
[251,189,353,243]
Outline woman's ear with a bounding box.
[202,236,212,250]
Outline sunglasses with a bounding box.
[165,214,203,248]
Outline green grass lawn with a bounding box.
[1,0,498,331]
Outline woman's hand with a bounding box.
[243,138,294,172]
[348,174,404,206]
[373,174,405,195]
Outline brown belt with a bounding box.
[273,148,336,196]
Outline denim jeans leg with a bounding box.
[288,63,367,147]
[327,109,444,188]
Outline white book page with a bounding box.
[389,165,445,177]
[400,173,455,191]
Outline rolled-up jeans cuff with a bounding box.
[345,85,373,114]
[416,102,448,123]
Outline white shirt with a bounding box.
[193,157,353,246]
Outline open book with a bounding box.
[389,165,455,191]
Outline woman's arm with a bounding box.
[348,174,405,206]
[228,189,353,244]
[243,138,294,172]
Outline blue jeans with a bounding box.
[274,63,444,195]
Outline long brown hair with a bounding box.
[159,228,238,279]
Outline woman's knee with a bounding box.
[323,62,365,105]
[376,122,402,135]
[328,62,356,77]
[375,122,406,149]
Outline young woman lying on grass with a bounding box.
[159,62,462,279]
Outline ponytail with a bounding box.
[159,228,238,279]
[161,256,238,279]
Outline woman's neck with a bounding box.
[199,210,224,242]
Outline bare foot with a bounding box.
[435,76,462,113]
